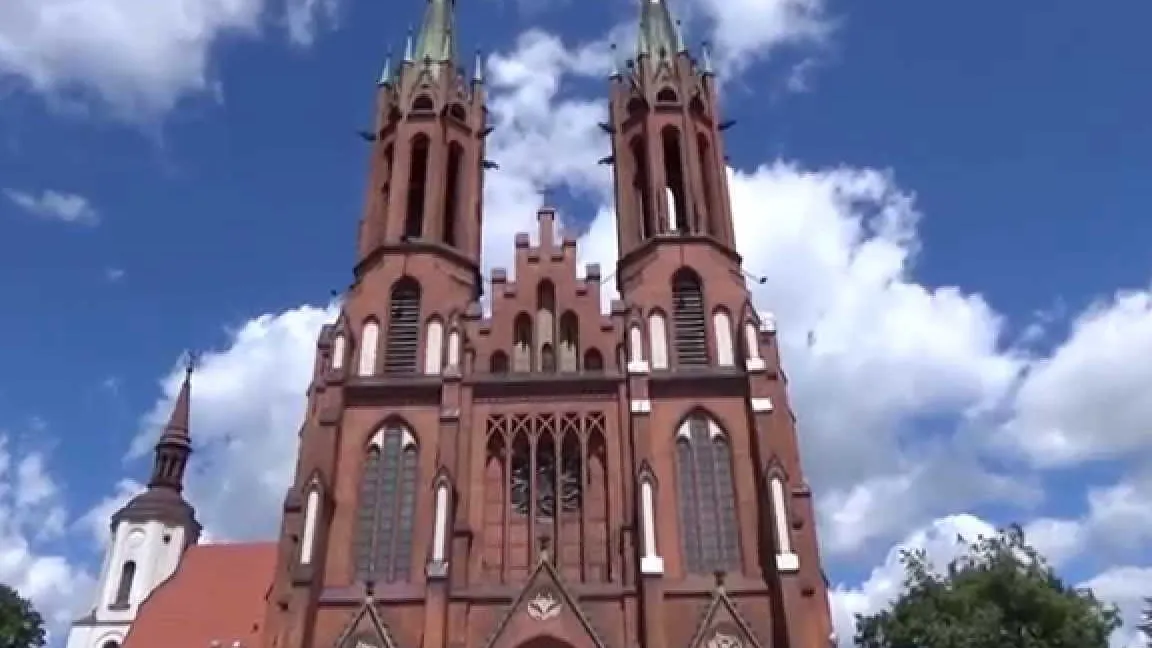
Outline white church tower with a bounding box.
[65,363,202,648]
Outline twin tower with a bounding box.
[264,1,836,647]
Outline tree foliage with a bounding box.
[0,583,45,648]
[854,524,1121,648]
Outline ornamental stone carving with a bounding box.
[706,632,742,648]
[526,590,562,621]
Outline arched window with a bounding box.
[384,278,421,374]
[300,486,321,565]
[405,135,430,239]
[672,270,708,366]
[712,310,735,367]
[583,348,604,372]
[113,561,136,606]
[697,133,718,236]
[656,87,678,103]
[353,424,418,583]
[443,143,463,247]
[676,414,740,574]
[662,127,688,233]
[536,281,556,372]
[490,351,510,373]
[412,95,434,112]
[358,320,380,376]
[424,318,444,375]
[631,136,655,239]
[512,313,533,372]
[558,311,579,372]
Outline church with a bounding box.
[64,0,836,646]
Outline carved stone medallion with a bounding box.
[706,632,742,648]
[526,589,562,621]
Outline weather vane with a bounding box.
[184,350,202,375]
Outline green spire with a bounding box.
[413,0,457,66]
[637,0,683,59]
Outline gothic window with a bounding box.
[405,135,430,239]
[490,351,510,373]
[300,487,321,565]
[536,281,556,372]
[629,324,645,365]
[424,318,444,375]
[672,270,708,366]
[384,278,421,374]
[627,98,646,117]
[354,424,418,583]
[487,413,608,581]
[443,143,463,247]
[676,414,740,573]
[656,87,678,103]
[697,134,718,236]
[512,313,533,372]
[661,126,689,233]
[113,561,135,606]
[558,311,579,371]
[412,95,434,112]
[358,319,380,376]
[447,103,468,122]
[630,136,655,239]
[583,348,604,372]
[712,310,735,367]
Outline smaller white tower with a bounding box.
[66,361,202,648]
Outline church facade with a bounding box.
[65,1,836,647]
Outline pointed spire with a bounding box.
[414,0,457,67]
[377,51,393,86]
[636,0,681,60]
[701,40,714,76]
[472,48,484,83]
[403,27,414,63]
[148,352,197,491]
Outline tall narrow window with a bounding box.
[113,561,136,606]
[443,143,463,247]
[424,318,444,375]
[536,281,556,372]
[631,137,655,239]
[676,414,740,574]
[512,313,533,372]
[697,134,718,237]
[583,348,604,372]
[353,425,419,583]
[558,312,579,372]
[331,334,346,371]
[672,270,708,366]
[384,278,421,374]
[712,310,735,367]
[662,127,689,233]
[358,320,380,376]
[490,351,510,373]
[300,487,321,565]
[405,135,430,239]
[649,312,669,370]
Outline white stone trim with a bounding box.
[648,312,669,370]
[431,483,449,563]
[639,480,663,575]
[745,358,767,372]
[640,555,665,575]
[775,552,799,572]
[331,334,346,371]
[770,476,798,573]
[299,488,321,565]
[751,398,774,413]
[358,320,380,376]
[627,360,650,375]
[713,310,735,367]
[631,399,651,414]
[424,319,444,375]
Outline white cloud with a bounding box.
[683,0,832,77]
[4,189,99,225]
[1081,566,1152,648]
[0,436,94,638]
[0,0,338,118]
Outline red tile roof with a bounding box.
[123,542,277,648]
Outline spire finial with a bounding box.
[403,27,414,63]
[413,0,457,67]
[701,40,714,76]
[184,350,200,378]
[472,48,484,83]
[378,50,393,86]
[636,0,681,60]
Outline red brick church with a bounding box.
[64,0,836,646]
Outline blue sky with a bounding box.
[3,0,1152,644]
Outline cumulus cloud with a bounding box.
[685,0,832,76]
[0,0,339,118]
[0,436,94,637]
[4,189,99,226]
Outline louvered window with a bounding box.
[384,279,421,374]
[677,415,740,573]
[672,270,708,366]
[354,426,418,583]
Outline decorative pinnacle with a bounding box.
[377,51,393,86]
[472,48,484,83]
[701,40,714,76]
[403,27,414,62]
[609,43,621,78]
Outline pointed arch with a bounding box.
[512,312,533,372]
[482,433,507,579]
[405,134,431,239]
[558,310,579,372]
[331,333,347,371]
[536,280,557,371]
[385,278,421,374]
[424,317,444,375]
[412,95,435,112]
[697,133,719,237]
[583,348,604,372]
[490,350,510,374]
[358,319,381,376]
[661,126,689,233]
[353,421,419,583]
[443,142,463,247]
[672,269,708,366]
[656,87,678,103]
[675,411,740,574]
[300,480,322,565]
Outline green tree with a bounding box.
[854,525,1121,648]
[0,583,45,648]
